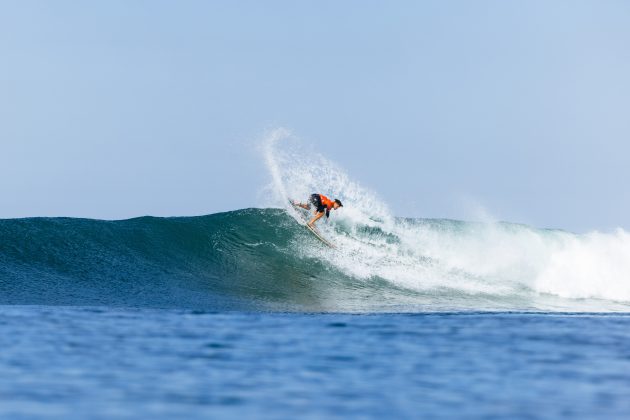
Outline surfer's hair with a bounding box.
[334,199,343,207]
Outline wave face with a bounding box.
[2,130,629,312]
[0,210,350,311]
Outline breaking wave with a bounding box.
[1,130,629,312]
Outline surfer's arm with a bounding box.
[308,211,325,227]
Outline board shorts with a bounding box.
[309,194,327,213]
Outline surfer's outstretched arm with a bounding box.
[308,211,325,227]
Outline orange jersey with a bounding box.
[319,194,335,210]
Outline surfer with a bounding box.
[292,194,343,228]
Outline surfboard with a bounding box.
[289,201,337,249]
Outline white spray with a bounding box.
[262,129,630,310]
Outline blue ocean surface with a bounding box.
[2,209,630,418]
[1,307,630,419]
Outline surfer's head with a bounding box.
[333,199,343,210]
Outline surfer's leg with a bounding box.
[292,201,311,210]
[308,211,325,227]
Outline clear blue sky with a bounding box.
[1,1,629,231]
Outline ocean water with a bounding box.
[2,134,630,418]
[2,211,630,419]
[2,307,630,419]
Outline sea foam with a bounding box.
[262,128,630,307]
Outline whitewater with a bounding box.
[262,128,630,312]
